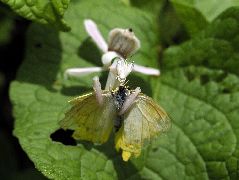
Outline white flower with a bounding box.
[65,19,160,89]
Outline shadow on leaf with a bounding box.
[61,85,92,96]
[17,24,62,92]
[78,38,102,66]
[127,75,152,97]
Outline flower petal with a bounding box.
[84,19,108,53]
[64,67,103,79]
[133,64,160,76]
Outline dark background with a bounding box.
[0,2,46,179]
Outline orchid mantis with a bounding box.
[65,19,160,90]
[61,20,171,161]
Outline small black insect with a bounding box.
[111,85,131,131]
[111,85,130,110]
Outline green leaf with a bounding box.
[170,0,239,36]
[157,7,239,179]
[163,7,239,76]
[156,67,239,179]
[0,15,13,45]
[1,0,70,31]
[10,0,239,179]
[10,0,161,179]
[130,0,165,15]
[0,5,15,45]
[158,2,188,46]
[0,130,46,179]
[130,1,189,48]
